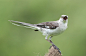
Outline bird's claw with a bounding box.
[50,44,61,54]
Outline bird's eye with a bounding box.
[63,16,68,20]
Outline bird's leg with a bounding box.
[45,34,48,40]
[45,35,50,43]
[49,36,52,40]
[45,35,54,45]
[49,36,54,45]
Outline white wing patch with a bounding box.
[45,26,50,28]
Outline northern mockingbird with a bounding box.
[9,15,68,45]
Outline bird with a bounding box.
[9,15,68,45]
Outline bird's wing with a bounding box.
[36,21,59,29]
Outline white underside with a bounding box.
[38,22,67,36]
[41,28,64,36]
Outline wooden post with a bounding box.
[45,45,62,56]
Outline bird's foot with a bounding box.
[50,44,61,54]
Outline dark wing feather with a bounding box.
[36,21,59,29]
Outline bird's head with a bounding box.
[61,15,68,21]
[59,15,68,23]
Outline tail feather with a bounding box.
[8,20,38,29]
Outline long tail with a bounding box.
[8,20,39,29]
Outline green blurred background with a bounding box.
[0,0,86,56]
